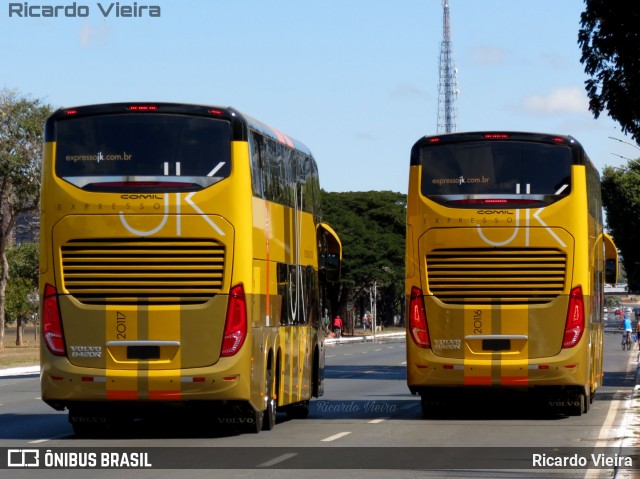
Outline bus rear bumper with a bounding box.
[406,354,588,391]
[40,357,253,411]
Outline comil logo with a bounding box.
[8,449,39,468]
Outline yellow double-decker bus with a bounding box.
[405,131,617,416]
[39,102,341,435]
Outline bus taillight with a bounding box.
[562,285,584,348]
[409,286,430,348]
[128,105,158,111]
[221,283,248,357]
[42,284,66,356]
[483,133,510,139]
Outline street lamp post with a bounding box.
[608,136,640,151]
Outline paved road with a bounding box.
[0,332,637,478]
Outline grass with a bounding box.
[0,327,39,369]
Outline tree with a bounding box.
[578,2,640,143]
[320,190,406,329]
[601,160,640,291]
[0,90,52,350]
[6,243,38,345]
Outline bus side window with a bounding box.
[605,259,617,285]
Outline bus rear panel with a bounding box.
[405,132,611,416]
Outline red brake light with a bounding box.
[221,283,247,357]
[428,137,441,143]
[64,109,78,116]
[209,109,224,116]
[128,105,158,111]
[42,284,66,356]
[409,286,430,348]
[450,199,542,206]
[84,181,198,190]
[483,133,510,139]
[562,285,584,348]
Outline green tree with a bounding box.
[601,160,640,291]
[320,190,406,329]
[578,2,640,142]
[0,90,52,349]
[6,243,38,345]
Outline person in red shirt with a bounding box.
[332,315,343,338]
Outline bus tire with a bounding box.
[69,408,112,438]
[566,391,584,417]
[285,401,310,419]
[248,408,263,434]
[583,388,591,414]
[420,391,444,418]
[262,367,277,431]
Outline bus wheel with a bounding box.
[583,387,591,414]
[566,391,585,417]
[285,401,310,419]
[262,368,277,431]
[248,408,264,434]
[420,394,443,418]
[69,409,111,438]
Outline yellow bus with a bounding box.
[405,131,617,416]
[40,102,341,434]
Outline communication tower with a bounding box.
[437,0,458,134]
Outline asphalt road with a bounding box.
[0,332,637,478]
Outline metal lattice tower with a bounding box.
[437,0,458,134]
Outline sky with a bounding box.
[1,0,638,194]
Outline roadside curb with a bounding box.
[325,331,406,346]
[616,361,639,479]
[0,365,40,377]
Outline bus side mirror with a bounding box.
[317,223,341,283]
[320,253,340,283]
[605,259,617,285]
[603,233,618,285]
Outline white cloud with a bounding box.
[79,23,109,47]
[389,83,429,100]
[470,45,508,66]
[521,86,589,115]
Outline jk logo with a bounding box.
[7,449,39,467]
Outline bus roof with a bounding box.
[410,131,586,166]
[45,102,313,157]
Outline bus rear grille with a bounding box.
[426,248,567,305]
[60,238,225,305]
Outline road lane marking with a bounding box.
[28,439,50,444]
[585,353,638,478]
[258,452,298,467]
[321,431,351,442]
[368,418,386,424]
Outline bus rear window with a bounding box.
[54,114,232,190]
[420,141,571,198]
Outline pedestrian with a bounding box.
[332,315,343,338]
[622,312,632,346]
[362,314,369,332]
